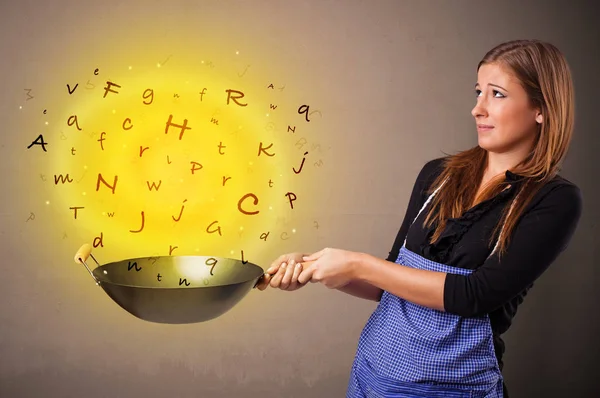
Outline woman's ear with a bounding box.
[535,111,543,124]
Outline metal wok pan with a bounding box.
[74,244,273,324]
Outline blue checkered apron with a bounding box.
[347,181,506,397]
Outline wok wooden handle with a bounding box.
[74,243,92,263]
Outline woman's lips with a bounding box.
[477,124,494,132]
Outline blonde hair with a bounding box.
[424,40,576,258]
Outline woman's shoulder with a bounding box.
[415,156,448,188]
[537,173,581,200]
[525,173,583,216]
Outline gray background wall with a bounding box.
[1,1,598,397]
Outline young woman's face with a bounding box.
[471,62,542,155]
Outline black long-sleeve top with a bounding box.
[385,157,583,369]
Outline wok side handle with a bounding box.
[253,272,273,290]
[74,243,101,285]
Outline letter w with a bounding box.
[146,181,162,191]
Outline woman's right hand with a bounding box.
[256,252,308,291]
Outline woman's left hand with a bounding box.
[298,247,362,289]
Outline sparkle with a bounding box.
[45,201,50,205]
[235,51,239,55]
[157,63,161,68]
[45,122,48,125]
[129,66,132,70]
[82,192,87,196]
[292,229,297,234]
[269,206,273,210]
[112,109,116,114]
[19,106,22,110]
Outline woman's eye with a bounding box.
[475,89,505,98]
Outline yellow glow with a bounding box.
[26,48,323,260]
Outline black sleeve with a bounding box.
[385,158,446,262]
[443,183,583,317]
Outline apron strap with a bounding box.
[402,177,448,248]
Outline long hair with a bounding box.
[423,39,575,258]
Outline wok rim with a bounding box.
[91,255,266,289]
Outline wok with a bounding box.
[73,243,291,324]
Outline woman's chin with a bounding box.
[477,138,494,151]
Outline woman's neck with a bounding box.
[485,149,529,177]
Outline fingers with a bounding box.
[269,261,287,288]
[280,259,297,289]
[281,260,304,290]
[266,254,286,274]
[297,262,317,285]
[255,273,272,291]
[264,253,313,291]
[291,261,303,285]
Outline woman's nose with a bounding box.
[471,101,488,118]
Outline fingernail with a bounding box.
[296,263,302,268]
[281,262,287,268]
[266,267,274,273]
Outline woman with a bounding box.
[257,39,582,397]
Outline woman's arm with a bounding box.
[336,280,383,301]
[351,183,582,316]
[352,254,446,309]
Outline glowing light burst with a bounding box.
[25,53,324,259]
